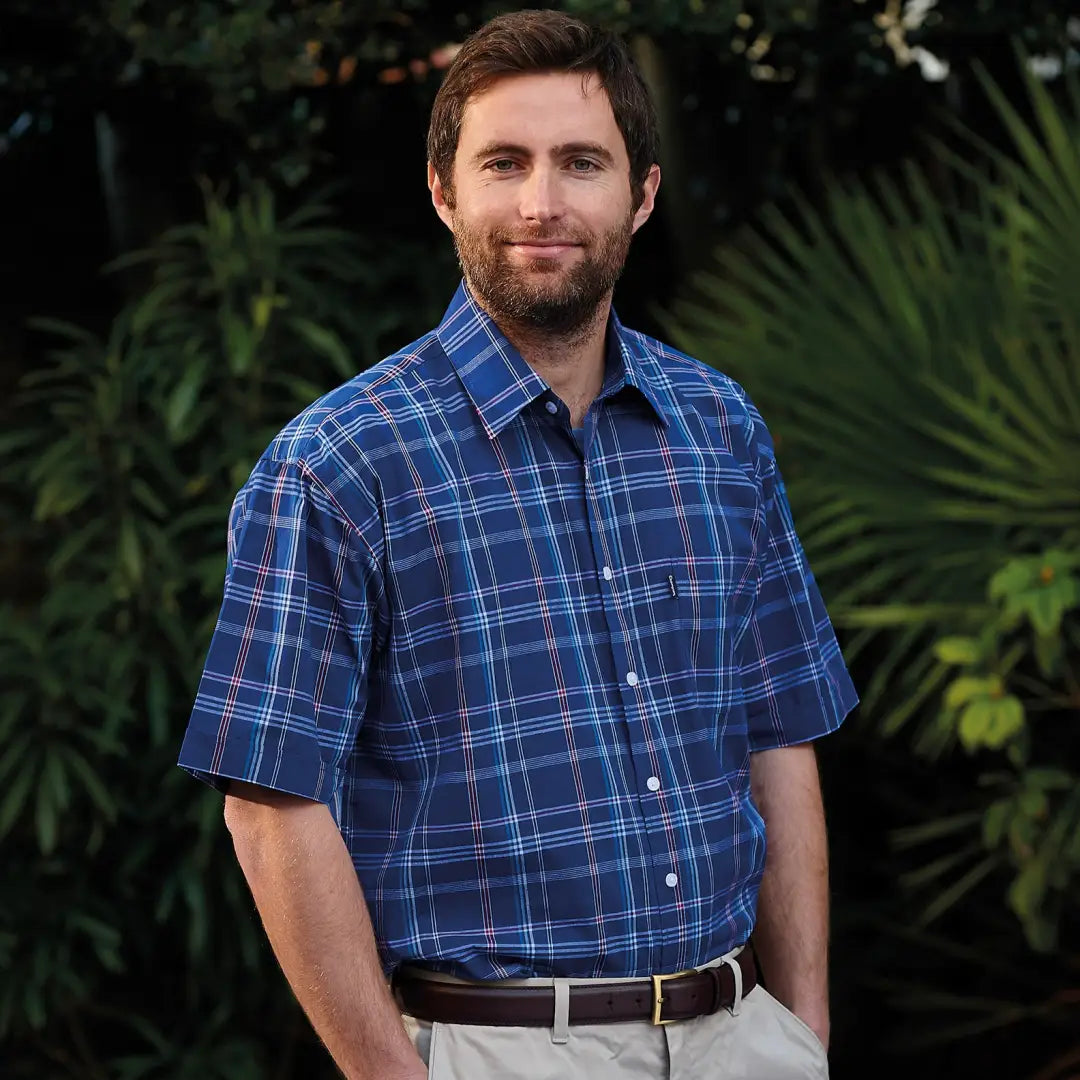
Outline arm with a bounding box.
[224,781,426,1080]
[749,742,831,1051]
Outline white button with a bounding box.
[665,873,678,888]
[602,566,614,581]
[545,400,558,414]
[646,776,661,792]
[626,671,639,687]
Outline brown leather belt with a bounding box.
[393,948,756,1027]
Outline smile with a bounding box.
[506,242,581,257]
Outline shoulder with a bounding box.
[621,326,777,479]
[232,332,448,540]
[266,330,445,473]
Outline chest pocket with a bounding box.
[651,458,764,682]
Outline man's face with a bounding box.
[429,71,660,335]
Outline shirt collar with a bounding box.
[435,280,672,440]
[606,307,673,430]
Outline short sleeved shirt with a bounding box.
[178,281,859,980]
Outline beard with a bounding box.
[451,210,635,337]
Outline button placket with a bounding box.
[581,431,680,964]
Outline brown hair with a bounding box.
[427,9,659,208]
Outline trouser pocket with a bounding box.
[754,988,829,1079]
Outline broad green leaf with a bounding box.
[1007,856,1047,922]
[989,558,1038,600]
[34,475,95,521]
[945,675,1001,710]
[165,359,209,440]
[1006,580,1077,636]
[222,312,255,375]
[932,636,983,665]
[957,695,1025,752]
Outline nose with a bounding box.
[518,165,563,225]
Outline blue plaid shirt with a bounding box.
[179,281,858,980]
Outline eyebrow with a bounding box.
[469,141,617,167]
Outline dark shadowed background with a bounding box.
[1,2,1078,1077]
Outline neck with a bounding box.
[474,290,612,429]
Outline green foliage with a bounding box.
[102,0,383,184]
[927,547,1080,951]
[664,48,1080,1060]
[2,0,1078,1072]
[3,0,464,187]
[665,51,1080,744]
[988,549,1080,639]
[563,0,1071,48]
[564,0,785,34]
[6,0,1070,204]
[0,178,454,1076]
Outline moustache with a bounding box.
[490,228,592,246]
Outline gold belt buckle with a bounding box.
[651,969,694,1025]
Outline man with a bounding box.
[178,9,858,1079]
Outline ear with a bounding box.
[428,162,455,232]
[630,163,662,235]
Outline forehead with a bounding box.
[457,71,627,162]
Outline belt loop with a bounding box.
[719,953,743,1017]
[551,978,570,1044]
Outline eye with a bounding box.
[489,159,516,172]
[570,159,599,172]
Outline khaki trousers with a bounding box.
[400,948,829,1079]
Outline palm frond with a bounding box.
[663,50,1080,747]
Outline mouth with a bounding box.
[505,240,582,258]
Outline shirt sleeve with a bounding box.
[177,453,383,801]
[737,447,859,752]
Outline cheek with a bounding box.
[570,180,632,221]
[452,187,510,225]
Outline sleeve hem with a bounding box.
[745,667,860,753]
[178,764,334,803]
[177,724,342,804]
